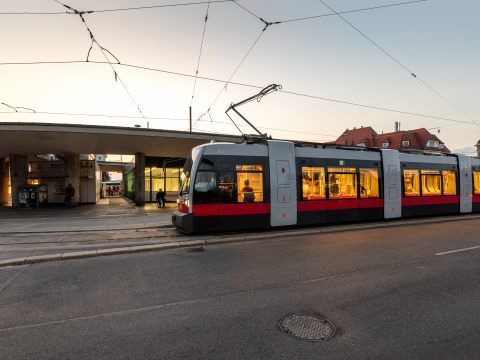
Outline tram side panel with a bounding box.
[399,153,460,217]
[268,140,297,227]
[381,149,402,219]
[296,148,384,226]
[457,154,473,213]
[472,158,480,212]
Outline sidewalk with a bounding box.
[2,213,480,267]
[0,198,176,234]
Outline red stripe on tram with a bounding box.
[298,198,383,212]
[193,203,270,217]
[402,196,460,206]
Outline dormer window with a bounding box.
[402,140,410,147]
[357,143,366,147]
[426,140,440,148]
[439,143,445,149]
[382,142,389,148]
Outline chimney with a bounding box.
[395,121,401,132]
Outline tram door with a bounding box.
[268,140,297,227]
[381,149,401,219]
[457,155,472,213]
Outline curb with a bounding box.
[1,213,479,268]
[0,224,176,236]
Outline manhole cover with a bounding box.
[279,314,336,342]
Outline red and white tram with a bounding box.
[172,140,480,233]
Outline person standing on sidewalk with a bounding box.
[156,189,166,208]
[64,183,75,208]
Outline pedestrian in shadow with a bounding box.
[65,183,75,208]
[156,189,166,208]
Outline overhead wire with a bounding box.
[317,0,475,123]
[280,0,428,24]
[196,117,337,137]
[73,0,236,14]
[0,101,35,112]
[278,89,477,125]
[0,59,477,127]
[193,0,288,124]
[228,0,263,22]
[0,1,237,15]
[0,110,188,121]
[194,27,267,125]
[191,0,211,107]
[53,0,146,120]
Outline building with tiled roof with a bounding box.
[334,125,449,153]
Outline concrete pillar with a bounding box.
[0,157,10,205]
[64,153,80,205]
[134,152,145,206]
[9,154,28,208]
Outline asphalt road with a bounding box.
[1,218,479,359]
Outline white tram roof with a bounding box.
[195,140,478,167]
[471,157,480,166]
[295,147,381,161]
[399,152,457,165]
[200,142,268,157]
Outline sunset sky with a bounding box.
[0,0,479,152]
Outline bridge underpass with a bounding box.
[0,122,240,208]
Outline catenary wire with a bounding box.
[54,0,146,120]
[191,0,211,106]
[0,110,188,121]
[0,59,477,127]
[0,1,237,15]
[196,118,337,137]
[316,0,475,123]
[228,0,262,22]
[196,27,266,123]
[280,0,428,23]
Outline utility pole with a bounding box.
[189,106,192,132]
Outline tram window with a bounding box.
[236,165,263,171]
[421,170,441,196]
[193,171,216,204]
[404,170,420,196]
[217,171,236,203]
[328,168,357,199]
[301,167,326,200]
[359,168,380,198]
[236,165,263,203]
[474,172,480,195]
[442,170,457,195]
[198,156,215,170]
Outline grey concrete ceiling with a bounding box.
[0,123,241,158]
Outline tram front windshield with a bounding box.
[180,156,193,195]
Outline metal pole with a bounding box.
[189,106,192,132]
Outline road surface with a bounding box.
[1,218,479,359]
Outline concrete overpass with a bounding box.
[0,123,241,207]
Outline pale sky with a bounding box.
[0,0,479,153]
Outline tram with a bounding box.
[172,139,480,233]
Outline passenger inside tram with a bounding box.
[404,170,420,196]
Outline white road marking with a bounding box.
[435,245,480,256]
